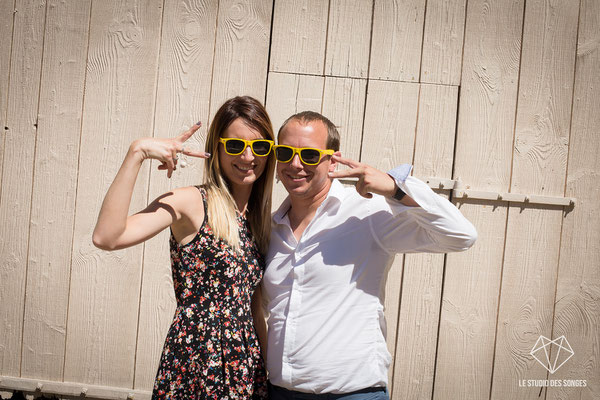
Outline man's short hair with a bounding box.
[278,111,340,151]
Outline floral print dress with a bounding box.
[152,187,268,399]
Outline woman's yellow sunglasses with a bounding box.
[274,145,334,166]
[219,138,274,157]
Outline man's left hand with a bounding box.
[328,155,397,199]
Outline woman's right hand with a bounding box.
[132,122,210,178]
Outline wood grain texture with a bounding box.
[269,0,329,75]
[324,0,372,78]
[265,71,325,210]
[393,84,457,400]
[63,0,163,387]
[434,1,524,398]
[420,0,467,85]
[322,77,366,162]
[369,0,426,82]
[20,0,91,380]
[360,79,419,393]
[361,80,419,168]
[491,206,563,400]
[491,1,579,398]
[134,0,219,390]
[547,0,600,397]
[209,0,272,120]
[453,0,524,192]
[434,201,506,400]
[511,0,578,197]
[0,0,15,197]
[0,0,46,377]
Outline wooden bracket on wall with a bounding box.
[0,376,151,400]
[424,177,576,207]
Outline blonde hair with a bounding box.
[202,96,275,254]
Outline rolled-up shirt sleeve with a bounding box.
[368,165,478,254]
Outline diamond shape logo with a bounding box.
[530,335,574,374]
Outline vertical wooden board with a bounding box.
[548,1,600,398]
[322,77,366,162]
[491,1,579,398]
[360,79,419,392]
[490,207,563,399]
[393,84,457,399]
[433,202,507,400]
[209,0,272,119]
[63,0,163,387]
[269,0,329,75]
[361,80,419,168]
[21,0,91,380]
[369,0,426,82]
[0,0,15,194]
[393,254,444,399]
[134,0,219,390]
[511,0,579,197]
[453,0,524,192]
[0,0,46,377]
[265,71,325,210]
[420,0,467,85]
[324,0,372,78]
[412,84,458,178]
[434,1,524,398]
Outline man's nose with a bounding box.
[290,153,303,168]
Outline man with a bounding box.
[262,111,477,399]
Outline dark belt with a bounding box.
[268,382,386,399]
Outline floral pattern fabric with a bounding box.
[152,187,268,399]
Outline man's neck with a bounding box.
[287,180,332,240]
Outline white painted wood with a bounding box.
[134,0,219,390]
[361,79,419,393]
[63,0,163,387]
[21,0,91,381]
[434,0,525,398]
[0,375,151,400]
[0,0,15,196]
[265,71,325,210]
[322,77,366,162]
[324,0,372,78]
[490,0,579,398]
[209,0,273,120]
[269,0,329,75]
[393,84,457,400]
[547,1,600,398]
[0,0,46,377]
[369,0,426,82]
[420,0,467,85]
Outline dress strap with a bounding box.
[195,185,208,217]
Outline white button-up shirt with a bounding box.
[263,171,477,394]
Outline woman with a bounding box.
[92,96,274,399]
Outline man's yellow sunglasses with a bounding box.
[219,138,274,156]
[274,145,334,166]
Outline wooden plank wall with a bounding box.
[1,1,598,399]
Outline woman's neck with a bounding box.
[230,183,253,215]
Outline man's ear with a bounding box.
[329,151,341,172]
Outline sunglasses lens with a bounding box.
[275,147,294,162]
[300,149,321,164]
[225,139,245,154]
[252,140,271,156]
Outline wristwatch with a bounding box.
[393,186,406,201]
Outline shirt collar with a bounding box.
[272,179,346,225]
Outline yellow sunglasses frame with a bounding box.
[273,145,334,165]
[219,138,274,157]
